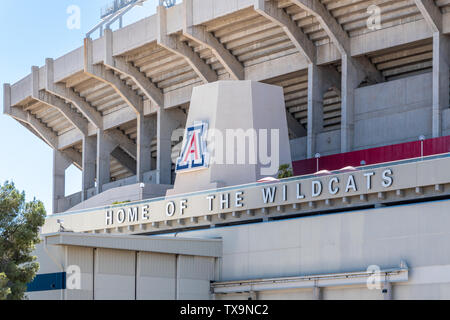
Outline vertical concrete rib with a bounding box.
[413,0,448,138]
[53,150,72,214]
[157,108,186,185]
[432,33,449,137]
[307,64,324,158]
[96,129,116,194]
[137,115,156,183]
[3,83,11,115]
[82,136,97,201]
[157,5,218,84]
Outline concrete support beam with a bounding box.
[290,0,383,153]
[307,64,324,158]
[53,150,72,214]
[157,108,186,185]
[254,0,316,64]
[46,58,103,129]
[307,64,340,157]
[290,0,350,55]
[137,115,156,182]
[84,37,143,115]
[432,33,449,137]
[111,147,137,175]
[286,110,306,139]
[341,55,367,152]
[3,83,11,115]
[10,106,58,149]
[62,147,82,170]
[106,129,137,159]
[183,0,244,80]
[414,1,449,137]
[82,136,96,201]
[35,89,89,136]
[414,0,442,33]
[103,29,164,107]
[96,129,117,194]
[157,5,218,84]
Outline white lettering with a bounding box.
[127,207,138,222]
[180,200,188,215]
[117,209,126,224]
[312,181,322,197]
[106,210,113,226]
[220,194,230,210]
[328,177,339,195]
[364,172,375,190]
[235,191,244,208]
[166,202,176,217]
[207,195,215,211]
[382,169,393,188]
[142,205,150,220]
[297,183,305,199]
[345,175,357,193]
[262,187,277,204]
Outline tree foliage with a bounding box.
[0,181,46,300]
[277,164,293,179]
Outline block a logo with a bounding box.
[176,122,210,173]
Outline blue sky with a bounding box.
[0,0,180,214]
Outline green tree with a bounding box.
[277,164,293,179]
[0,181,46,300]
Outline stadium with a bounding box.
[4,0,450,300]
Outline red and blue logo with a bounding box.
[176,122,209,173]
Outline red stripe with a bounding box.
[292,136,450,176]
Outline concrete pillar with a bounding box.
[157,109,176,185]
[53,150,72,214]
[307,64,324,158]
[313,284,322,300]
[341,55,366,153]
[82,136,96,201]
[307,64,341,158]
[96,129,117,194]
[382,281,393,300]
[137,115,156,183]
[432,32,450,138]
[3,83,11,114]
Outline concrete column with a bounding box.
[307,64,324,158]
[3,83,11,114]
[157,108,186,185]
[432,32,450,138]
[341,55,365,153]
[382,281,392,300]
[307,64,341,158]
[137,115,156,183]
[157,109,176,185]
[313,284,322,300]
[53,150,72,214]
[82,136,96,201]
[96,129,117,194]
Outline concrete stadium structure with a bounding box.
[4,0,450,300]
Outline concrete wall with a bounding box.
[180,198,450,300]
[290,73,434,161]
[69,182,172,212]
[354,72,433,150]
[28,243,217,300]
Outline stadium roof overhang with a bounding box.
[4,0,448,180]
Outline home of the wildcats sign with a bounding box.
[104,168,395,227]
